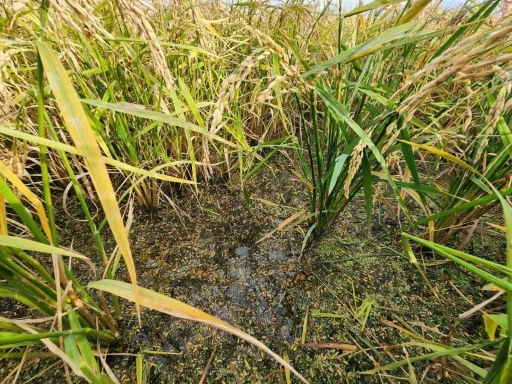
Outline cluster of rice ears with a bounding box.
[1,0,324,207]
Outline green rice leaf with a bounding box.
[484,337,512,384]
[361,152,373,224]
[63,334,81,368]
[399,130,427,208]
[317,86,408,218]
[0,330,76,348]
[363,340,497,377]
[0,177,47,244]
[496,114,512,160]
[68,310,97,375]
[328,154,348,196]
[81,99,236,148]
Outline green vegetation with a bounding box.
[0,0,511,382]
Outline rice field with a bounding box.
[0,0,511,382]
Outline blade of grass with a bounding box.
[37,41,140,322]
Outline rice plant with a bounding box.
[1,0,305,207]
[291,0,511,241]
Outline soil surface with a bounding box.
[0,155,504,383]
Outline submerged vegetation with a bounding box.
[0,0,511,382]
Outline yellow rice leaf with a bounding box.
[0,193,7,235]
[194,9,221,38]
[359,15,368,39]
[487,222,506,232]
[284,352,291,384]
[483,314,499,341]
[0,235,90,261]
[399,140,481,177]
[399,0,433,25]
[37,42,140,320]
[0,161,52,242]
[482,279,506,292]
[0,126,195,185]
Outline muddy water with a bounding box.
[68,162,316,382]
[125,199,306,346]
[97,166,490,383]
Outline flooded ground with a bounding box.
[3,157,502,383]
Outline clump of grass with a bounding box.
[393,150,512,383]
